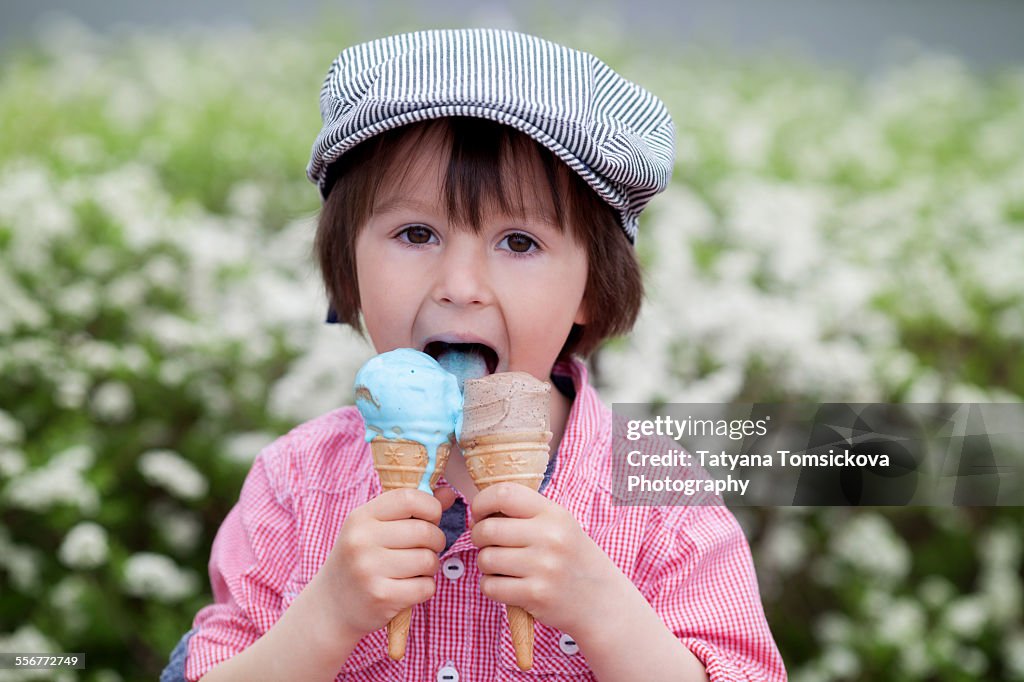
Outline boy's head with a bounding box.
[307,29,675,369]
[315,116,640,361]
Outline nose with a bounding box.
[432,235,493,308]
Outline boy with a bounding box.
[169,28,785,681]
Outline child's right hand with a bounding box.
[311,487,454,641]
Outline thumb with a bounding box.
[433,485,458,512]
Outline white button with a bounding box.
[442,556,465,580]
[437,663,459,682]
[558,633,580,655]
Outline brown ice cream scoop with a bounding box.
[460,371,551,437]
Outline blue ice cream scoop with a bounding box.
[354,348,462,493]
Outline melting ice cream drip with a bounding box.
[354,348,462,492]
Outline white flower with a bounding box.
[196,381,232,417]
[979,524,1022,570]
[74,338,119,373]
[0,269,48,334]
[118,344,150,374]
[3,445,99,514]
[50,576,86,611]
[224,431,277,464]
[0,447,26,477]
[816,612,851,645]
[831,512,911,582]
[150,503,203,553]
[0,409,24,444]
[55,282,101,319]
[759,521,807,574]
[50,576,89,634]
[122,552,198,602]
[980,567,1023,626]
[821,646,859,678]
[55,371,90,410]
[138,449,208,501]
[918,575,955,610]
[956,646,988,676]
[105,274,148,309]
[81,246,117,277]
[877,598,926,646]
[1004,631,1024,678]
[58,522,109,569]
[158,359,190,386]
[90,381,134,422]
[2,550,41,593]
[0,527,41,593]
[145,313,197,352]
[54,134,104,166]
[0,625,57,659]
[142,255,182,290]
[943,595,989,639]
[226,181,267,219]
[899,640,933,678]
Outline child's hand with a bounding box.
[469,483,624,637]
[313,488,453,641]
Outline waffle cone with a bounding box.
[370,437,450,492]
[459,431,552,492]
[369,437,450,660]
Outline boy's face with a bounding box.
[353,131,588,382]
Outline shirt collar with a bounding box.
[545,356,606,504]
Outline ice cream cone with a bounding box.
[370,437,451,660]
[459,372,552,671]
[371,437,451,492]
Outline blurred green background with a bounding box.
[1,5,1022,681]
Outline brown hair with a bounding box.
[314,117,642,358]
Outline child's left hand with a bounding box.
[469,482,625,638]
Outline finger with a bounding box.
[433,485,458,512]
[383,547,441,580]
[471,515,533,549]
[476,546,532,578]
[385,576,437,609]
[378,518,447,553]
[479,574,535,609]
[470,482,544,522]
[374,488,443,523]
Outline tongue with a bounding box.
[436,347,490,392]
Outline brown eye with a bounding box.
[503,232,537,253]
[401,225,434,245]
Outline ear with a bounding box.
[573,300,588,326]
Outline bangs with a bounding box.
[438,118,568,232]
[332,117,574,235]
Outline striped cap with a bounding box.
[306,28,675,242]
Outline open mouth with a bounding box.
[423,341,499,376]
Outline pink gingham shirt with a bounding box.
[185,359,786,681]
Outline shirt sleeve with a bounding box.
[644,504,787,682]
[184,444,297,681]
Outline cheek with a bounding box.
[507,260,587,340]
[354,238,404,343]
